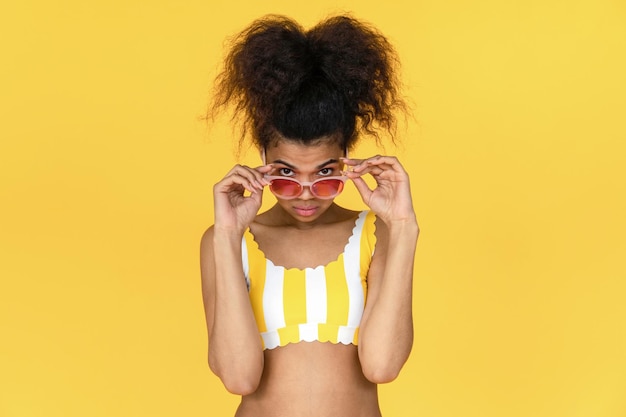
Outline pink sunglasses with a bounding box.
[264,175,347,199]
[262,149,348,200]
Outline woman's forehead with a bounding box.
[266,140,344,167]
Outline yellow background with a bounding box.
[1,1,625,416]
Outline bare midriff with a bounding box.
[234,341,381,417]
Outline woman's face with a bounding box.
[264,138,345,223]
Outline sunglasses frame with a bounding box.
[264,175,347,200]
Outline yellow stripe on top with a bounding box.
[283,268,307,325]
[279,267,307,345]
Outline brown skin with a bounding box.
[235,343,381,417]
[201,137,418,416]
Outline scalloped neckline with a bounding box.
[245,211,366,272]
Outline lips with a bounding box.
[293,206,318,217]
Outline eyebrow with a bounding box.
[271,159,339,170]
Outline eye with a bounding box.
[278,167,294,177]
[318,167,334,176]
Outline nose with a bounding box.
[298,184,315,200]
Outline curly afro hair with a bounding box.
[209,14,407,151]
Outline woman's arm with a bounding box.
[343,155,419,383]
[200,163,272,395]
[200,226,264,395]
[357,217,418,383]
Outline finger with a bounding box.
[363,156,406,174]
[340,158,372,174]
[349,176,373,204]
[345,165,385,178]
[350,158,395,175]
[341,157,365,167]
[248,184,264,205]
[256,164,274,173]
[226,165,266,190]
[255,164,274,185]
[227,174,262,193]
[349,155,401,170]
[344,155,384,172]
[217,173,260,195]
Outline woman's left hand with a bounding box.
[342,156,416,225]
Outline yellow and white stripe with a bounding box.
[242,210,376,350]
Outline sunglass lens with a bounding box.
[270,179,302,198]
[311,179,344,198]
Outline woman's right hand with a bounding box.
[213,164,273,234]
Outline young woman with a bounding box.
[201,14,419,417]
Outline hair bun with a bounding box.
[210,14,406,150]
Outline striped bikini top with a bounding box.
[241,210,377,350]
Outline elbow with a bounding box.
[358,341,412,384]
[208,356,263,396]
[220,373,261,396]
[361,362,402,384]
